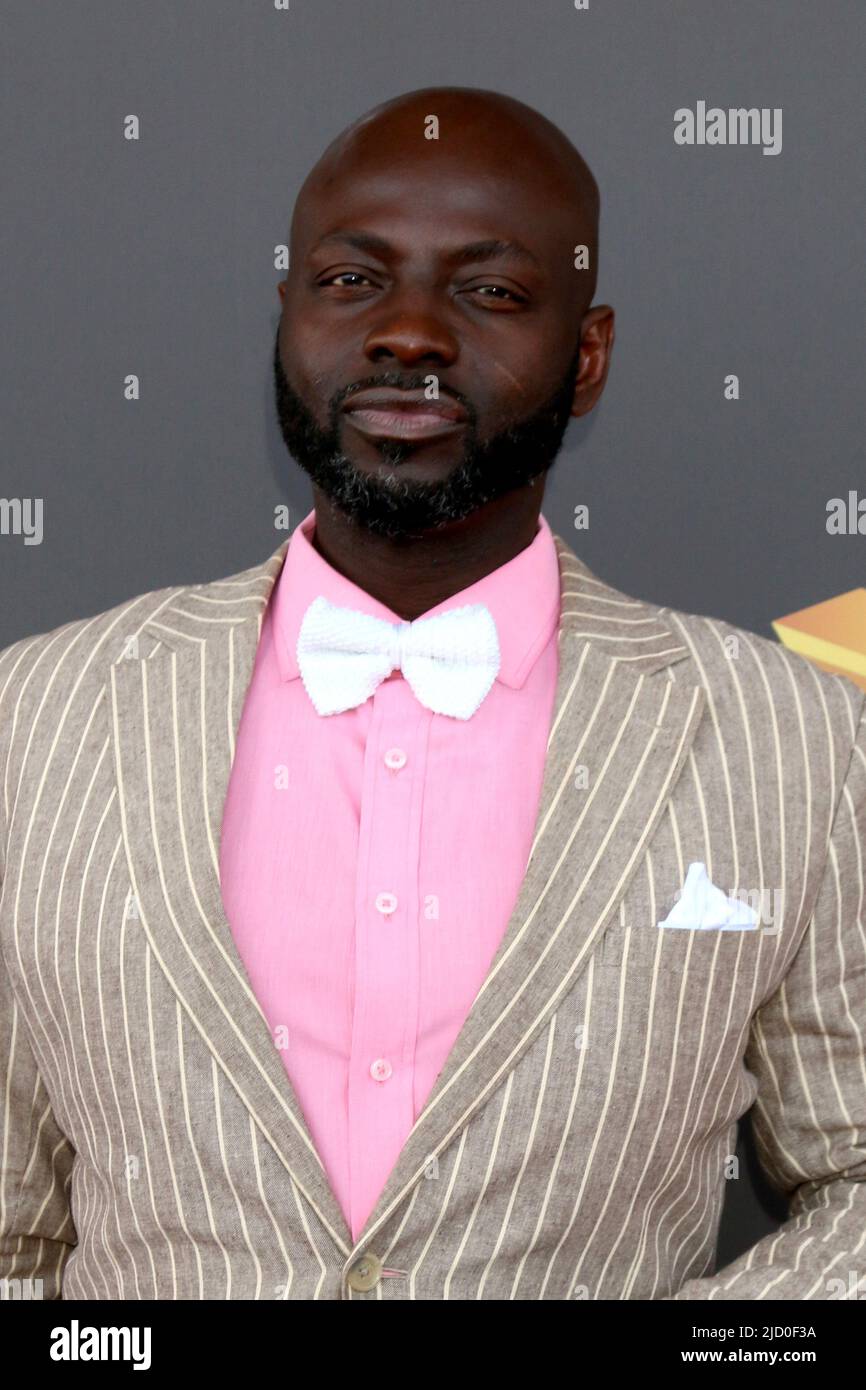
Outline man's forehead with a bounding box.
[294,155,586,252]
[307,124,574,199]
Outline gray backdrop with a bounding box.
[3,0,865,1272]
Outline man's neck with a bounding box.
[309,482,547,621]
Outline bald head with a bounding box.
[293,86,600,299]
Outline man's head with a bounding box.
[275,86,613,540]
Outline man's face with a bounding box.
[275,127,607,539]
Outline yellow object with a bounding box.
[773,588,866,691]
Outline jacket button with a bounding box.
[346,1251,382,1291]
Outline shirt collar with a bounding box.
[271,507,561,692]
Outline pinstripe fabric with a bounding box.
[1,531,865,1300]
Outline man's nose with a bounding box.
[362,306,459,367]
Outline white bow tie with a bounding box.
[296,595,501,720]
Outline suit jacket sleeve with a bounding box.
[0,646,78,1299]
[671,688,866,1300]
[0,958,77,1299]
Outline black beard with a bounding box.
[272,329,581,541]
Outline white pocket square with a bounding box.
[658,862,760,930]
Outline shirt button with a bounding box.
[346,1251,382,1291]
[370,1057,392,1082]
[375,891,398,916]
[384,747,407,770]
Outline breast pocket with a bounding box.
[600,862,783,991]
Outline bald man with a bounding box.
[1,88,865,1303]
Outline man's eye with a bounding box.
[469,285,526,303]
[320,272,374,287]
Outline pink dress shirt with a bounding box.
[219,507,561,1240]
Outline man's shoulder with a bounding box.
[664,596,861,712]
[556,530,861,728]
[556,534,864,738]
[0,544,284,718]
[554,525,866,771]
[637,593,866,790]
[0,576,181,711]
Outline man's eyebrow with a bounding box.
[309,232,541,270]
[448,239,542,270]
[311,230,394,258]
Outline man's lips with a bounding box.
[340,389,468,442]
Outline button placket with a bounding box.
[348,684,425,1225]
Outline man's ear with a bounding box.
[571,305,615,418]
[278,279,287,305]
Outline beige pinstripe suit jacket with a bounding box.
[1,530,865,1301]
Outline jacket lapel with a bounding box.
[107,527,707,1260]
[108,540,355,1255]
